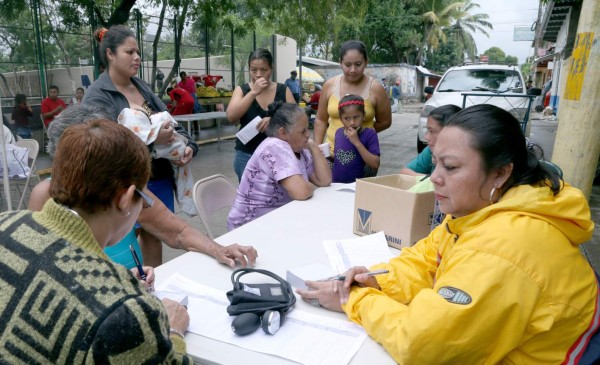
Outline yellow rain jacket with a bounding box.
[343,183,598,364]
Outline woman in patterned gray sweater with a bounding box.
[0,120,192,364]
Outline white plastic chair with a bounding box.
[12,139,40,210]
[192,174,237,238]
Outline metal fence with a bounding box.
[1,3,274,131]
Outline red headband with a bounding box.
[98,28,108,43]
[338,99,364,110]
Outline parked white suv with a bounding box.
[418,64,539,151]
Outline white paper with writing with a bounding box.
[323,231,394,274]
[235,115,262,144]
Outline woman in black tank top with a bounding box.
[226,48,296,181]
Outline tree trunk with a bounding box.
[152,0,168,97]
[415,24,432,65]
[164,0,190,91]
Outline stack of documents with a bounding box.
[157,273,367,365]
[286,232,394,289]
[323,231,394,274]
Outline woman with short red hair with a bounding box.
[0,120,192,363]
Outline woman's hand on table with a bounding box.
[338,266,381,302]
[297,280,344,312]
[162,298,190,334]
[256,117,270,133]
[172,146,193,167]
[297,266,381,309]
[214,243,258,268]
[155,121,175,145]
[131,265,155,292]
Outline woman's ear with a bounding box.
[106,48,114,63]
[496,163,514,188]
[116,185,136,215]
[278,126,288,141]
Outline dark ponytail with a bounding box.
[95,25,136,70]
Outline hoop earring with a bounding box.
[489,187,501,205]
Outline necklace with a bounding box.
[62,204,80,218]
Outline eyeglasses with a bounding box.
[135,188,154,209]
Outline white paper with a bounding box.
[235,115,262,144]
[157,273,367,365]
[323,231,394,274]
[286,263,335,290]
[334,182,356,192]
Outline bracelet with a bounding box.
[169,328,186,339]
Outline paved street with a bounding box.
[24,105,600,268]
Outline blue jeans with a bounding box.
[233,149,252,182]
[192,93,202,113]
[16,127,32,139]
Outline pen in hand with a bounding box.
[318,269,389,282]
[129,244,147,281]
[335,269,389,281]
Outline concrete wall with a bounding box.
[274,35,297,84]
[0,35,295,96]
[0,33,297,112]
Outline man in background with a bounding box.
[304,84,322,122]
[156,69,165,91]
[178,71,201,113]
[285,70,301,103]
[41,85,67,127]
[391,80,402,113]
[167,86,195,116]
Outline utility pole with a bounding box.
[532,0,543,84]
[551,0,600,199]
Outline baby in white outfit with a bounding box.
[117,108,197,215]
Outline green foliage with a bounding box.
[334,0,422,63]
[483,46,519,65]
[505,55,518,66]
[424,29,462,72]
[484,46,506,63]
[521,62,531,78]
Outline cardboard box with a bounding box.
[353,174,435,249]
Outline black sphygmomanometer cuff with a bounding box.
[226,268,296,316]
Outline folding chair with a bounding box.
[192,174,237,238]
[12,139,40,210]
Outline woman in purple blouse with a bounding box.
[227,102,332,229]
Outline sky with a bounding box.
[471,0,541,64]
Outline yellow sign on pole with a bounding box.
[564,32,594,101]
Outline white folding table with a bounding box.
[155,185,398,365]
[173,112,228,150]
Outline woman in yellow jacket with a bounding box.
[299,104,599,364]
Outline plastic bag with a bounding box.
[0,143,30,178]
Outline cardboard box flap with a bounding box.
[359,174,429,192]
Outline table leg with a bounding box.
[217,118,221,151]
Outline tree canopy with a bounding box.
[0,0,501,86]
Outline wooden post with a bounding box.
[551,0,600,198]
